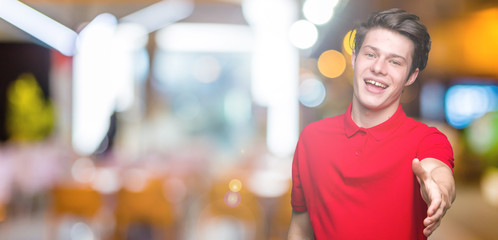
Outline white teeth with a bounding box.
[365,80,387,89]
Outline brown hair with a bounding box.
[352,8,431,74]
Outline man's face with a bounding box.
[351,28,419,111]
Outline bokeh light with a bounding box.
[72,13,118,156]
[71,157,96,183]
[229,179,242,193]
[70,222,95,240]
[299,77,326,108]
[156,23,253,53]
[192,55,221,83]
[111,22,148,113]
[289,20,318,49]
[303,0,339,25]
[122,168,148,193]
[317,49,346,78]
[247,157,290,198]
[242,0,297,28]
[481,167,498,207]
[224,191,241,207]
[0,0,78,56]
[445,84,498,129]
[430,8,498,77]
[342,29,355,56]
[91,168,120,194]
[466,111,498,159]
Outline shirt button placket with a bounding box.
[354,130,366,158]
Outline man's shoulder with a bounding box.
[405,118,454,168]
[403,116,447,137]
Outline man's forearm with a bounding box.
[413,157,456,236]
[288,210,314,240]
[420,158,456,202]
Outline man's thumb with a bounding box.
[412,158,424,181]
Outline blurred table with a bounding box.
[430,183,498,240]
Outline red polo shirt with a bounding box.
[291,103,454,240]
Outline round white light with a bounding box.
[289,20,318,49]
[303,0,338,25]
[299,78,326,108]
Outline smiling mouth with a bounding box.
[365,80,388,89]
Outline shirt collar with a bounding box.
[344,102,407,141]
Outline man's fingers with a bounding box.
[424,220,441,237]
[424,197,448,236]
[424,220,441,236]
[427,194,442,216]
[413,158,454,237]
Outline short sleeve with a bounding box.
[291,138,307,212]
[417,128,454,171]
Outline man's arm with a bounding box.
[412,158,456,237]
[287,210,314,240]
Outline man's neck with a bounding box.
[351,99,399,128]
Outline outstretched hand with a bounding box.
[412,158,455,237]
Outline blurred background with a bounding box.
[0,0,497,239]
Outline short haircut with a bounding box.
[352,8,431,74]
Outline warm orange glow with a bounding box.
[0,205,5,222]
[317,50,346,79]
[341,30,355,84]
[461,8,498,75]
[429,8,498,77]
[229,178,242,192]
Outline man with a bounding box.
[288,8,455,240]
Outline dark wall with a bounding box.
[0,42,51,142]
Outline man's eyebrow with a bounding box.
[363,45,407,61]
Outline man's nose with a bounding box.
[370,58,387,75]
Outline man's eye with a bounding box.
[366,53,374,58]
[390,60,401,66]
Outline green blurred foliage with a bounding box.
[6,73,55,142]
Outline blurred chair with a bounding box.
[196,175,266,240]
[0,203,6,223]
[113,177,176,240]
[48,183,104,239]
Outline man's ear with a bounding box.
[405,68,419,86]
